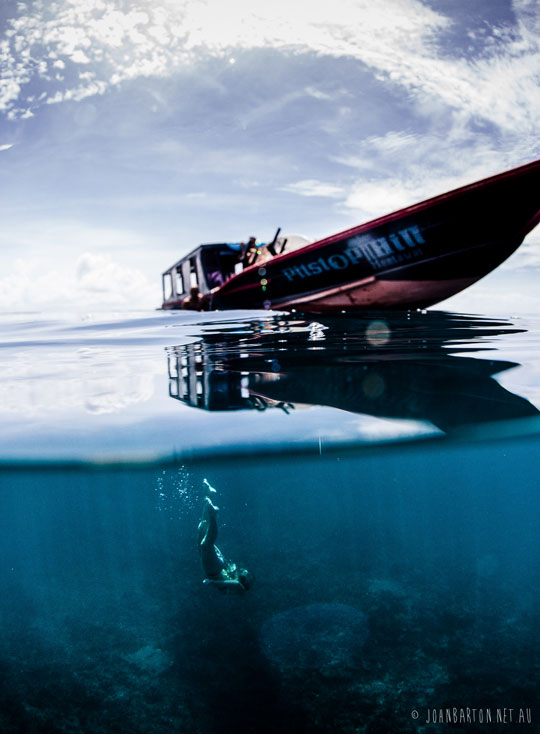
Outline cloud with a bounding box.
[513,0,540,42]
[442,281,540,316]
[2,0,536,139]
[3,0,538,225]
[0,251,156,311]
[282,179,345,198]
[503,231,540,270]
[330,123,538,222]
[0,218,155,255]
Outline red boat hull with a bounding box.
[217,159,540,312]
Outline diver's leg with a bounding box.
[198,496,219,547]
[198,496,227,578]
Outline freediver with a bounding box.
[197,494,253,594]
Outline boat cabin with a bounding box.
[161,243,242,308]
[161,234,312,310]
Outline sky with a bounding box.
[1,0,539,313]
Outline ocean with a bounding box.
[1,308,539,733]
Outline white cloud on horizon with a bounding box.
[0,251,156,311]
[442,278,540,316]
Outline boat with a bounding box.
[161,159,540,313]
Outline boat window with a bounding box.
[200,246,240,289]
[189,258,198,288]
[162,272,173,301]
[175,269,185,296]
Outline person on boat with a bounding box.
[181,285,202,310]
[242,236,275,268]
[206,269,225,288]
[241,236,259,267]
[198,495,253,594]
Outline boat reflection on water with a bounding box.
[166,311,539,436]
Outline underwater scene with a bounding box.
[1,309,540,733]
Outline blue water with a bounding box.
[1,309,540,732]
